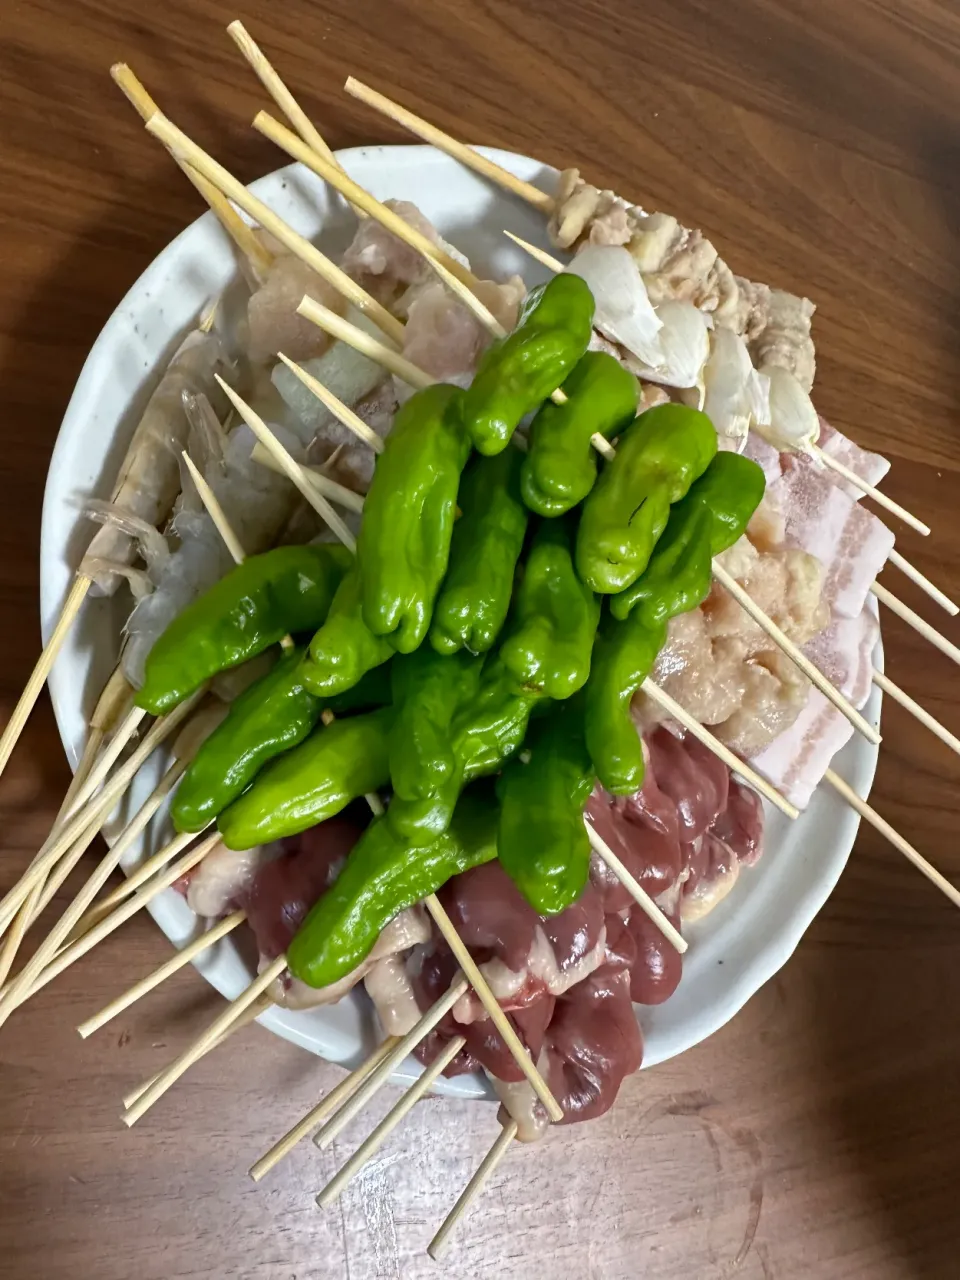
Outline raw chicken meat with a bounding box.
[246,251,345,365]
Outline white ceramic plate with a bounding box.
[40,145,880,1097]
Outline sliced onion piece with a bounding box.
[564,244,664,367]
[625,300,710,390]
[756,366,820,452]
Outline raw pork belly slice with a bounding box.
[770,458,894,618]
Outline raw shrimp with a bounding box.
[119,413,303,689]
[79,324,232,595]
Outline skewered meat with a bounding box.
[402,739,763,1136]
[242,813,432,1010]
[185,840,274,919]
[750,607,878,809]
[246,249,345,365]
[79,326,232,595]
[306,378,398,495]
[770,457,894,619]
[245,815,366,959]
[640,523,827,755]
[341,199,470,308]
[548,170,816,389]
[548,168,631,249]
[816,417,890,499]
[399,276,526,387]
[271,306,390,443]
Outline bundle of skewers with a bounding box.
[2,22,959,1259]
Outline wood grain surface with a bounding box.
[2,2,960,1276]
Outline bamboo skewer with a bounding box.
[143,110,405,346]
[227,22,339,166]
[872,582,960,668]
[0,761,189,1014]
[215,377,357,552]
[66,703,149,819]
[0,732,205,1026]
[583,822,687,947]
[276,354,385,452]
[249,443,365,513]
[3,832,219,1010]
[254,110,480,291]
[0,703,149,929]
[823,769,960,908]
[181,453,248,565]
[0,575,91,786]
[503,229,563,269]
[422,894,563,1119]
[123,993,272,1111]
[871,669,960,760]
[226,21,366,221]
[316,1036,467,1208]
[111,64,273,280]
[78,909,247,1039]
[63,761,189,940]
[0,720,110,983]
[885,550,958,617]
[808,445,931,539]
[0,665,133,941]
[297,296,432,387]
[641,680,799,820]
[250,1035,402,1182]
[313,978,470,1150]
[0,688,203,932]
[711,563,880,745]
[123,953,288,1125]
[343,77,555,214]
[428,1121,520,1259]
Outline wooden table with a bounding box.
[1,2,959,1276]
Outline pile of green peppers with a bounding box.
[134,273,768,991]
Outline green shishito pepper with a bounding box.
[387,653,533,846]
[173,646,319,833]
[357,383,471,654]
[499,519,600,700]
[461,275,596,455]
[173,656,392,834]
[430,450,529,656]
[575,403,718,594]
[584,609,666,795]
[387,648,483,837]
[497,701,595,915]
[137,545,351,715]
[521,351,639,517]
[301,564,395,697]
[610,452,766,622]
[287,783,499,989]
[218,706,394,850]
